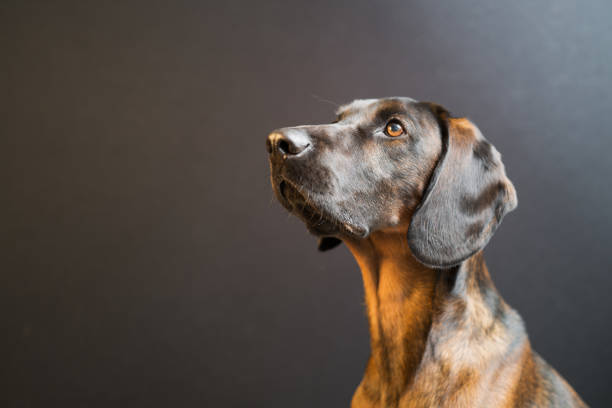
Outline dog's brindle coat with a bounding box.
[266,98,586,407]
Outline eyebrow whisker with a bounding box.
[310,93,339,108]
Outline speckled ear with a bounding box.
[317,237,342,251]
[407,105,517,268]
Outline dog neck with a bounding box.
[345,231,439,400]
[344,230,523,406]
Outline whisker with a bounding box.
[310,93,339,108]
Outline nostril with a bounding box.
[268,131,311,157]
[278,139,290,154]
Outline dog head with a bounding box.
[267,98,517,268]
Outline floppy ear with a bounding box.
[318,237,342,251]
[407,105,517,268]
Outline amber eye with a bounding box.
[384,120,404,137]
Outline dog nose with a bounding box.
[267,130,311,157]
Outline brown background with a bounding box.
[2,1,611,406]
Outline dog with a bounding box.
[266,98,587,407]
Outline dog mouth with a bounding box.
[278,180,328,224]
[277,179,367,237]
[278,180,320,219]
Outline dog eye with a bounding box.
[384,120,404,137]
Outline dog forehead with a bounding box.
[336,97,418,121]
[336,99,378,115]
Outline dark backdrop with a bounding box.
[2,1,611,407]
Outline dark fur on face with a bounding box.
[268,99,441,235]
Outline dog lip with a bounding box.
[277,178,307,208]
[277,179,300,209]
[278,179,289,202]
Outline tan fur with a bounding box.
[345,231,586,408]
